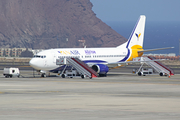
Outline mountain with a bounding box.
[0,0,127,49]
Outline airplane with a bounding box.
[29,15,173,77]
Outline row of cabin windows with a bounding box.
[93,55,126,58]
[58,56,80,58]
[58,55,126,58]
[34,55,126,59]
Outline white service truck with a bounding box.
[137,68,153,76]
[3,68,20,78]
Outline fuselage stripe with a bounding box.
[83,60,107,64]
[119,48,130,62]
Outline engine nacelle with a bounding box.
[91,64,109,74]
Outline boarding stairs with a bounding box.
[136,56,174,76]
[56,58,98,78]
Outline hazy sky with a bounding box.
[90,0,180,22]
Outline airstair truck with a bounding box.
[3,68,20,78]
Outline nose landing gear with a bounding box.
[41,73,46,77]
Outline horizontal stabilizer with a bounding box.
[138,47,174,53]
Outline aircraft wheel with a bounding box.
[99,74,103,77]
[41,73,46,77]
[99,74,107,77]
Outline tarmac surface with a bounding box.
[0,68,180,120]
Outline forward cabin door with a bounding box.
[53,53,56,63]
[44,58,47,66]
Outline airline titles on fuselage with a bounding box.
[58,50,96,56]
[58,50,80,55]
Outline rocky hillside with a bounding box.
[0,0,127,49]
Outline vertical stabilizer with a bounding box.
[126,15,146,48]
[117,15,146,49]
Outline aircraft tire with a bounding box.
[99,74,107,77]
[41,73,46,78]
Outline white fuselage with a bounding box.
[29,45,130,71]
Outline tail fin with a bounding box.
[126,15,146,48]
[117,15,146,49]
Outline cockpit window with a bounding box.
[33,55,46,58]
[34,55,41,58]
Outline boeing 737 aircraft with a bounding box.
[29,15,173,77]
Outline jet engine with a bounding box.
[91,64,109,76]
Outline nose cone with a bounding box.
[29,58,41,70]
